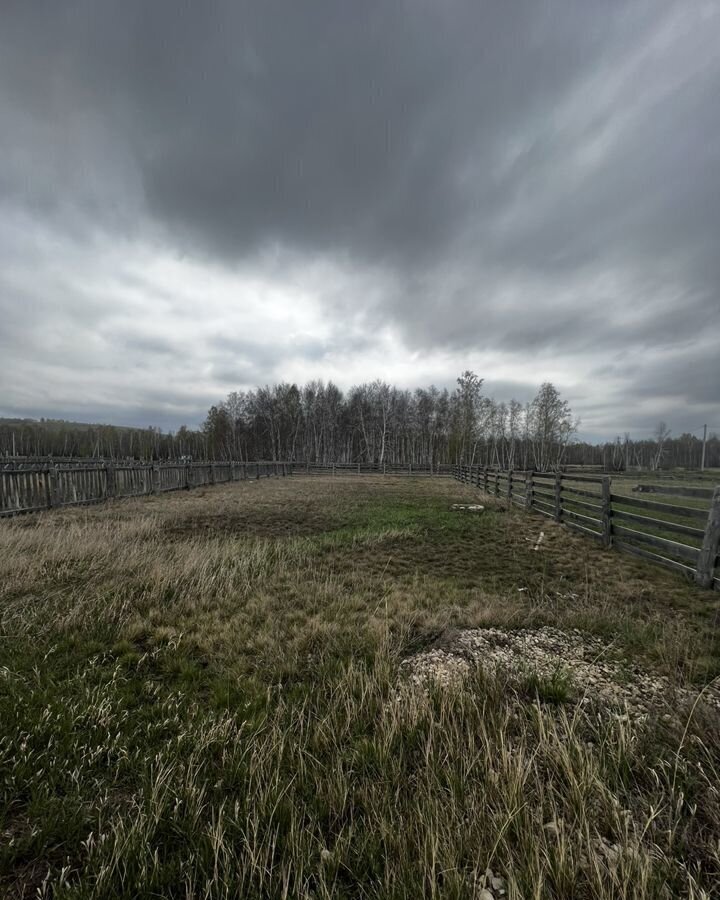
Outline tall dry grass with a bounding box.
[1,477,719,898]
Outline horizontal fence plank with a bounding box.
[565,521,603,542]
[614,540,696,578]
[560,473,605,484]
[560,485,601,501]
[561,496,602,514]
[0,503,48,517]
[613,525,699,563]
[611,509,705,541]
[610,494,708,521]
[532,488,555,501]
[562,508,602,529]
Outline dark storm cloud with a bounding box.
[0,1,718,434]
[0,0,646,263]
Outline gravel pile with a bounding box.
[399,626,720,716]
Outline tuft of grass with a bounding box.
[520,665,574,705]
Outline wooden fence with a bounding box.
[0,461,291,518]
[287,462,452,477]
[453,465,720,590]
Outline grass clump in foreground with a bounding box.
[1,475,720,898]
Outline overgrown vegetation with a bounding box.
[1,477,720,898]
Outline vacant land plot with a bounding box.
[2,476,720,898]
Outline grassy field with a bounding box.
[2,476,720,899]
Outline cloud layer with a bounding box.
[1,1,718,439]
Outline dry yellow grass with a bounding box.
[1,476,719,898]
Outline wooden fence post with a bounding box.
[525,472,533,511]
[696,486,720,588]
[494,470,500,498]
[48,465,60,508]
[483,468,489,493]
[106,462,116,499]
[601,476,612,548]
[507,469,513,505]
[152,464,160,494]
[554,471,562,521]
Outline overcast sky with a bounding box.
[1,1,718,440]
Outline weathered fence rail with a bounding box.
[0,461,291,517]
[0,459,454,517]
[454,465,720,590]
[287,462,452,477]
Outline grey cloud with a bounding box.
[115,334,179,357]
[209,334,330,364]
[0,1,718,436]
[608,346,720,407]
[210,366,260,386]
[0,1,635,261]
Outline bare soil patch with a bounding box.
[401,625,720,716]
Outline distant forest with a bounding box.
[1,373,717,470]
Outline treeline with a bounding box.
[2,375,717,471]
[0,418,202,461]
[201,374,719,471]
[201,375,577,470]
